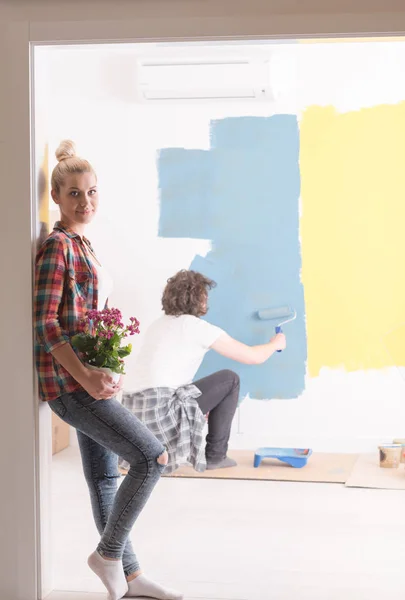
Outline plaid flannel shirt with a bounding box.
[34,222,99,401]
[120,385,207,474]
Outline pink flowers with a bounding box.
[81,308,140,338]
[72,307,140,375]
[99,330,114,339]
[127,316,140,336]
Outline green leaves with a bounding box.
[71,333,98,353]
[71,310,137,375]
[71,332,132,374]
[118,343,132,358]
[109,332,121,348]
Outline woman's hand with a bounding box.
[270,333,286,352]
[80,369,119,400]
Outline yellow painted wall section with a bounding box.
[300,103,405,376]
[38,143,49,223]
[37,143,50,248]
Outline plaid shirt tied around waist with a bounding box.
[120,385,207,474]
[34,222,99,401]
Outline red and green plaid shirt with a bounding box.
[34,222,100,401]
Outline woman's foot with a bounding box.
[206,456,237,470]
[125,573,183,599]
[88,550,128,600]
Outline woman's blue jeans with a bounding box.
[49,389,166,575]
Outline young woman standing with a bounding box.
[34,140,181,600]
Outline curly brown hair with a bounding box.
[162,270,216,317]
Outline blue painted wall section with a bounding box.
[158,116,307,399]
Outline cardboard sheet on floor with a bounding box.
[52,411,70,455]
[164,450,359,483]
[345,453,405,490]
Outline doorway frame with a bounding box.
[3,11,405,600]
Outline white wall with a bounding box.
[3,4,405,599]
[38,40,405,455]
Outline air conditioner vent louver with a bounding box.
[137,59,271,102]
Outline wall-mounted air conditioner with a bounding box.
[136,59,272,102]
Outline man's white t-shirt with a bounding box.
[130,314,224,393]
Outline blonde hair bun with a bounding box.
[55,139,77,162]
[51,140,96,192]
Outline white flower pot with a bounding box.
[85,363,121,384]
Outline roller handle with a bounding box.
[275,325,283,353]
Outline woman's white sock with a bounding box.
[88,550,128,600]
[125,574,183,599]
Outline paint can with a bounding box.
[392,439,405,464]
[378,444,402,469]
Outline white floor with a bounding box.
[50,445,405,600]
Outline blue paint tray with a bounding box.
[254,447,312,469]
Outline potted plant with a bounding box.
[71,307,140,383]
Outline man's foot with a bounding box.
[206,456,237,470]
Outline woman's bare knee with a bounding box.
[157,450,168,466]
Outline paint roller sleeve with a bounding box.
[256,306,296,354]
[256,306,293,321]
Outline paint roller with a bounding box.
[256,306,297,352]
